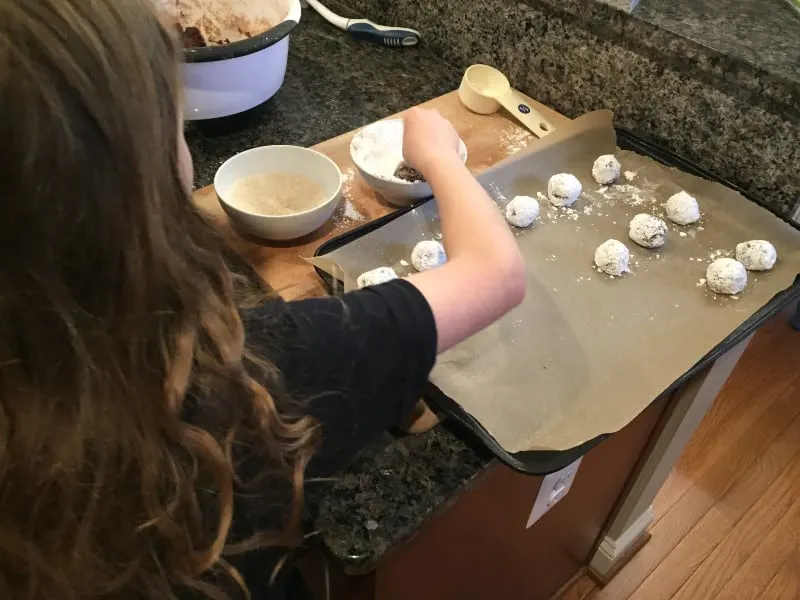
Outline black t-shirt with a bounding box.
[231,279,437,597]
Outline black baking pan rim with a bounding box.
[312,128,800,476]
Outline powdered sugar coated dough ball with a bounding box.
[706,258,747,295]
[628,213,667,249]
[357,267,398,289]
[411,240,447,272]
[736,240,777,271]
[547,173,582,207]
[505,195,540,228]
[591,154,621,185]
[594,239,630,276]
[665,191,700,225]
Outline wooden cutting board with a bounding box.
[193,90,568,300]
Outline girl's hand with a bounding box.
[402,108,461,175]
[402,109,526,353]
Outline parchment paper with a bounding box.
[311,111,800,453]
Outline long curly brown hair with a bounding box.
[0,1,317,598]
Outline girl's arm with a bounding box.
[403,108,526,353]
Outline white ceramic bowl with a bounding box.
[214,145,342,240]
[162,0,301,120]
[350,119,468,207]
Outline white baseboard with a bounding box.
[589,506,654,577]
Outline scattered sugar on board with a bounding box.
[498,128,533,157]
[340,167,357,196]
[624,171,637,181]
[343,200,363,221]
[330,168,367,229]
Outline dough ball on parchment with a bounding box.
[594,239,630,276]
[505,195,540,228]
[628,213,667,249]
[735,240,777,271]
[357,266,398,289]
[411,240,447,272]
[547,173,582,207]
[665,191,701,225]
[706,258,747,295]
[591,154,622,185]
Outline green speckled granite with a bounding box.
[600,0,640,12]
[635,0,800,88]
[311,427,492,574]
[336,0,800,218]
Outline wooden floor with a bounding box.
[562,308,800,600]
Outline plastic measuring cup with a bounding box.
[458,64,554,138]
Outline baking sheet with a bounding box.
[311,111,800,453]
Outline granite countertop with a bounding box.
[185,9,494,575]
[634,0,800,89]
[522,0,800,116]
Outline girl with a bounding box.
[0,1,525,598]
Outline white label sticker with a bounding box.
[526,457,583,529]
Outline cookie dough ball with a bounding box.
[736,240,777,271]
[411,240,447,272]
[628,213,668,249]
[706,258,747,295]
[547,173,582,207]
[393,162,425,183]
[505,195,540,228]
[591,154,622,185]
[665,191,701,225]
[357,266,398,289]
[594,239,630,276]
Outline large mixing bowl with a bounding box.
[160,0,301,120]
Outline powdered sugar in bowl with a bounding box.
[349,119,468,207]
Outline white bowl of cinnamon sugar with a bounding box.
[214,145,342,241]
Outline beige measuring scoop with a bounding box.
[458,64,554,138]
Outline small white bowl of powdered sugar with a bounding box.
[214,145,342,240]
[350,119,468,206]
